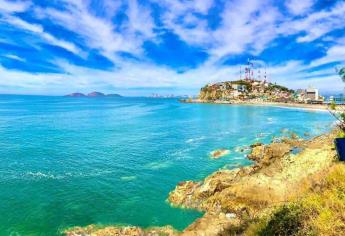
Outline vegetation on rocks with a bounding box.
[244,163,345,236]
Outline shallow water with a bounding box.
[0,95,333,235]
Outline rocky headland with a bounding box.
[198,80,294,103]
[64,128,344,235]
[181,79,330,112]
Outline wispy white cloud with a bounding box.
[155,0,214,46]
[310,40,345,67]
[0,0,31,13]
[35,0,156,62]
[126,0,155,39]
[0,0,344,95]
[0,15,82,54]
[0,0,82,55]
[280,1,345,43]
[285,0,315,15]
[3,54,26,62]
[212,0,280,58]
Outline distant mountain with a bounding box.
[65,92,86,97]
[107,94,122,97]
[65,92,122,97]
[87,92,105,97]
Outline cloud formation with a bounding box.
[0,0,344,95]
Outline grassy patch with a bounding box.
[243,163,345,236]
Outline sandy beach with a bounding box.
[182,99,332,112]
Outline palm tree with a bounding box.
[339,67,345,82]
[328,67,345,131]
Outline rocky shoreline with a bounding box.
[64,129,339,236]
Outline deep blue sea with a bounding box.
[0,95,333,236]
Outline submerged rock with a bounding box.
[210,149,230,159]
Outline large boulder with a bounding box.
[248,142,292,166]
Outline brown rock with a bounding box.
[247,142,292,166]
[210,149,230,159]
[250,142,263,148]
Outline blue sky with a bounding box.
[0,0,344,95]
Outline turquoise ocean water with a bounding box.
[0,95,333,236]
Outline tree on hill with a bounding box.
[329,67,345,131]
[339,67,345,82]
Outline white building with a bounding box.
[232,83,246,92]
[306,87,319,101]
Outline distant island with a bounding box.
[65,92,122,97]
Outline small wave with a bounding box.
[26,171,62,180]
[256,132,271,138]
[23,170,115,180]
[9,231,22,236]
[120,176,137,181]
[222,163,241,170]
[145,161,172,170]
[186,136,206,144]
[231,156,245,160]
[234,146,251,153]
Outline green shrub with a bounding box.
[257,205,304,236]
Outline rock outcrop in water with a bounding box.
[210,149,230,159]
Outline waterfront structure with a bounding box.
[294,87,323,104]
[306,87,319,101]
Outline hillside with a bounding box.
[199,80,294,102]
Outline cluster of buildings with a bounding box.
[294,87,323,104]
